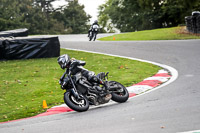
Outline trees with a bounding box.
[57,0,91,34]
[161,0,200,27]
[26,0,65,34]
[98,0,200,32]
[0,0,90,34]
[0,0,32,31]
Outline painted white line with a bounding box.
[177,130,200,133]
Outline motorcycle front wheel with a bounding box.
[89,35,93,41]
[109,81,129,103]
[93,33,97,41]
[64,91,89,112]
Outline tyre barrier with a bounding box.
[0,37,60,60]
[185,11,200,34]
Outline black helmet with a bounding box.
[57,54,70,69]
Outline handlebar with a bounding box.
[105,72,109,76]
[104,72,109,80]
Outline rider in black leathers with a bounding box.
[88,20,99,37]
[69,58,101,83]
[58,54,103,85]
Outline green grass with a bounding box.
[0,49,160,122]
[98,26,200,41]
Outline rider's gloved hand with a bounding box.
[59,80,62,85]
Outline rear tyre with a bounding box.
[109,81,129,103]
[64,91,89,112]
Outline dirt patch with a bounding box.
[175,26,200,36]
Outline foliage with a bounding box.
[57,0,91,34]
[0,0,32,30]
[98,0,200,32]
[0,0,90,34]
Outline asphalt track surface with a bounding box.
[1,34,200,133]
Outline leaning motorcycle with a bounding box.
[89,25,99,41]
[59,69,129,112]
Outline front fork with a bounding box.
[68,75,80,99]
[103,72,110,90]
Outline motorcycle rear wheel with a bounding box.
[64,91,89,112]
[109,81,129,103]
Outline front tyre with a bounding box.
[109,81,129,103]
[64,91,89,112]
[93,33,97,41]
[89,32,93,41]
[89,36,93,41]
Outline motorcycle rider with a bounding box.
[58,54,104,86]
[88,20,99,37]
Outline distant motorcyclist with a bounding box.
[88,20,99,37]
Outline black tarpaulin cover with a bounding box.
[0,37,60,60]
[0,28,28,37]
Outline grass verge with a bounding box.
[98,26,200,41]
[0,49,160,122]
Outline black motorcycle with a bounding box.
[89,25,99,41]
[59,69,129,112]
